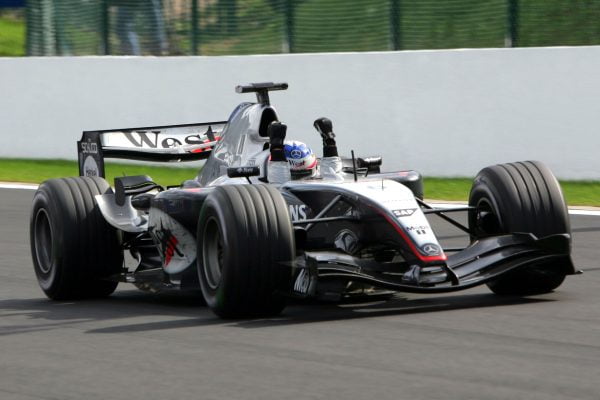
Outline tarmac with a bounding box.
[1,187,599,400]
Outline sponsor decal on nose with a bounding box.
[392,208,416,217]
[421,243,441,256]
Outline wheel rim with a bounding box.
[475,198,502,235]
[34,208,53,274]
[202,217,224,290]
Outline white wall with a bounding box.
[1,47,599,179]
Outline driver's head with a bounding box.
[284,140,317,179]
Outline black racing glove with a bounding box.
[268,121,287,162]
[313,117,338,157]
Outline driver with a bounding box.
[284,140,318,179]
[267,118,342,183]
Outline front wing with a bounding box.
[294,233,576,295]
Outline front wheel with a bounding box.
[197,185,295,318]
[468,161,571,295]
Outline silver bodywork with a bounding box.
[96,194,148,233]
[283,179,444,259]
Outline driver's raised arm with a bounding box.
[266,121,292,184]
[314,117,343,178]
[313,117,338,157]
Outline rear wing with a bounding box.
[77,121,226,178]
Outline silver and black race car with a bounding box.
[30,82,577,318]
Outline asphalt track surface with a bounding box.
[1,188,599,400]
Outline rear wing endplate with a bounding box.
[77,121,226,178]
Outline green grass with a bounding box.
[423,178,473,202]
[0,15,25,56]
[0,159,199,188]
[557,181,600,208]
[1,159,598,207]
[424,177,600,208]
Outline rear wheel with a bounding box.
[468,161,571,295]
[197,185,295,318]
[30,177,123,299]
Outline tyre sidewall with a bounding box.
[30,187,63,296]
[196,192,238,312]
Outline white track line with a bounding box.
[2,183,599,216]
[0,182,39,190]
[568,209,600,216]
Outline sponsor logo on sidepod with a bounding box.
[288,204,307,221]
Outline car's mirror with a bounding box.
[358,156,382,169]
[358,156,382,173]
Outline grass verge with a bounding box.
[423,178,600,207]
[0,159,598,207]
[0,159,200,188]
[0,14,25,56]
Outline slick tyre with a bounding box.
[468,161,570,295]
[197,185,295,318]
[30,177,123,300]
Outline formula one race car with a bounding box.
[30,82,577,318]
